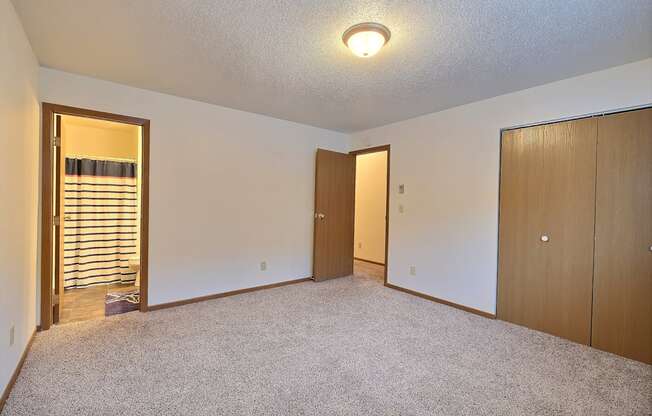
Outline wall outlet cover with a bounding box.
[260,261,267,271]
[410,266,416,276]
[9,325,15,346]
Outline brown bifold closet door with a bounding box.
[313,149,355,281]
[498,118,597,345]
[498,126,546,331]
[539,118,597,344]
[592,108,652,364]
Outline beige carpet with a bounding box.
[3,272,651,415]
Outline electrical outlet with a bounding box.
[358,242,362,249]
[260,261,267,271]
[9,325,15,346]
[409,266,416,276]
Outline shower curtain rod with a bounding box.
[67,155,137,163]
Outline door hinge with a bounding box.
[53,215,61,226]
[52,136,61,147]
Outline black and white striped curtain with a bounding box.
[64,158,138,289]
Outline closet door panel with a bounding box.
[498,127,546,327]
[592,108,652,364]
[540,118,597,345]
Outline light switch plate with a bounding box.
[9,325,15,346]
[260,261,267,271]
[410,266,416,276]
[398,184,405,194]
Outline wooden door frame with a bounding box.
[40,103,151,330]
[349,145,390,285]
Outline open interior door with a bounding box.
[53,114,64,323]
[313,149,355,281]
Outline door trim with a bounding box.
[40,103,151,330]
[349,145,390,285]
[500,103,652,132]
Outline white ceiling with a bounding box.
[13,0,652,132]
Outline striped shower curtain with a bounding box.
[64,158,138,289]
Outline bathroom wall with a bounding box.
[61,115,139,160]
[354,151,387,264]
[0,0,39,402]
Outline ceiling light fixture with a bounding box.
[342,22,391,58]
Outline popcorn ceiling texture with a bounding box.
[12,0,652,132]
[3,275,651,415]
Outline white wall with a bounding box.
[351,59,652,315]
[354,151,387,264]
[40,68,349,306]
[0,0,40,397]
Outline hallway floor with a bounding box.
[4,273,650,415]
[353,259,384,282]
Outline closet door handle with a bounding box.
[540,235,550,242]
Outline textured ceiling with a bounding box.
[12,0,652,132]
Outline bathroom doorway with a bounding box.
[40,104,150,330]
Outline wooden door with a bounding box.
[53,114,64,323]
[498,118,596,345]
[498,126,546,329]
[592,108,652,364]
[540,118,597,344]
[313,149,355,281]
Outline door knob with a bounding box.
[540,235,550,242]
[314,213,325,220]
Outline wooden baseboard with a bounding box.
[148,277,313,311]
[0,328,37,413]
[384,283,495,319]
[353,257,386,267]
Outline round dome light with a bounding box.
[342,22,391,58]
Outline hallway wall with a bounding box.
[354,151,387,264]
[0,0,40,400]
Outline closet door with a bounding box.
[540,118,597,345]
[592,108,652,364]
[498,118,596,345]
[498,126,546,329]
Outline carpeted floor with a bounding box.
[3,267,651,415]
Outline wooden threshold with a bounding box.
[0,329,37,413]
[149,277,313,311]
[354,257,385,267]
[385,283,496,319]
